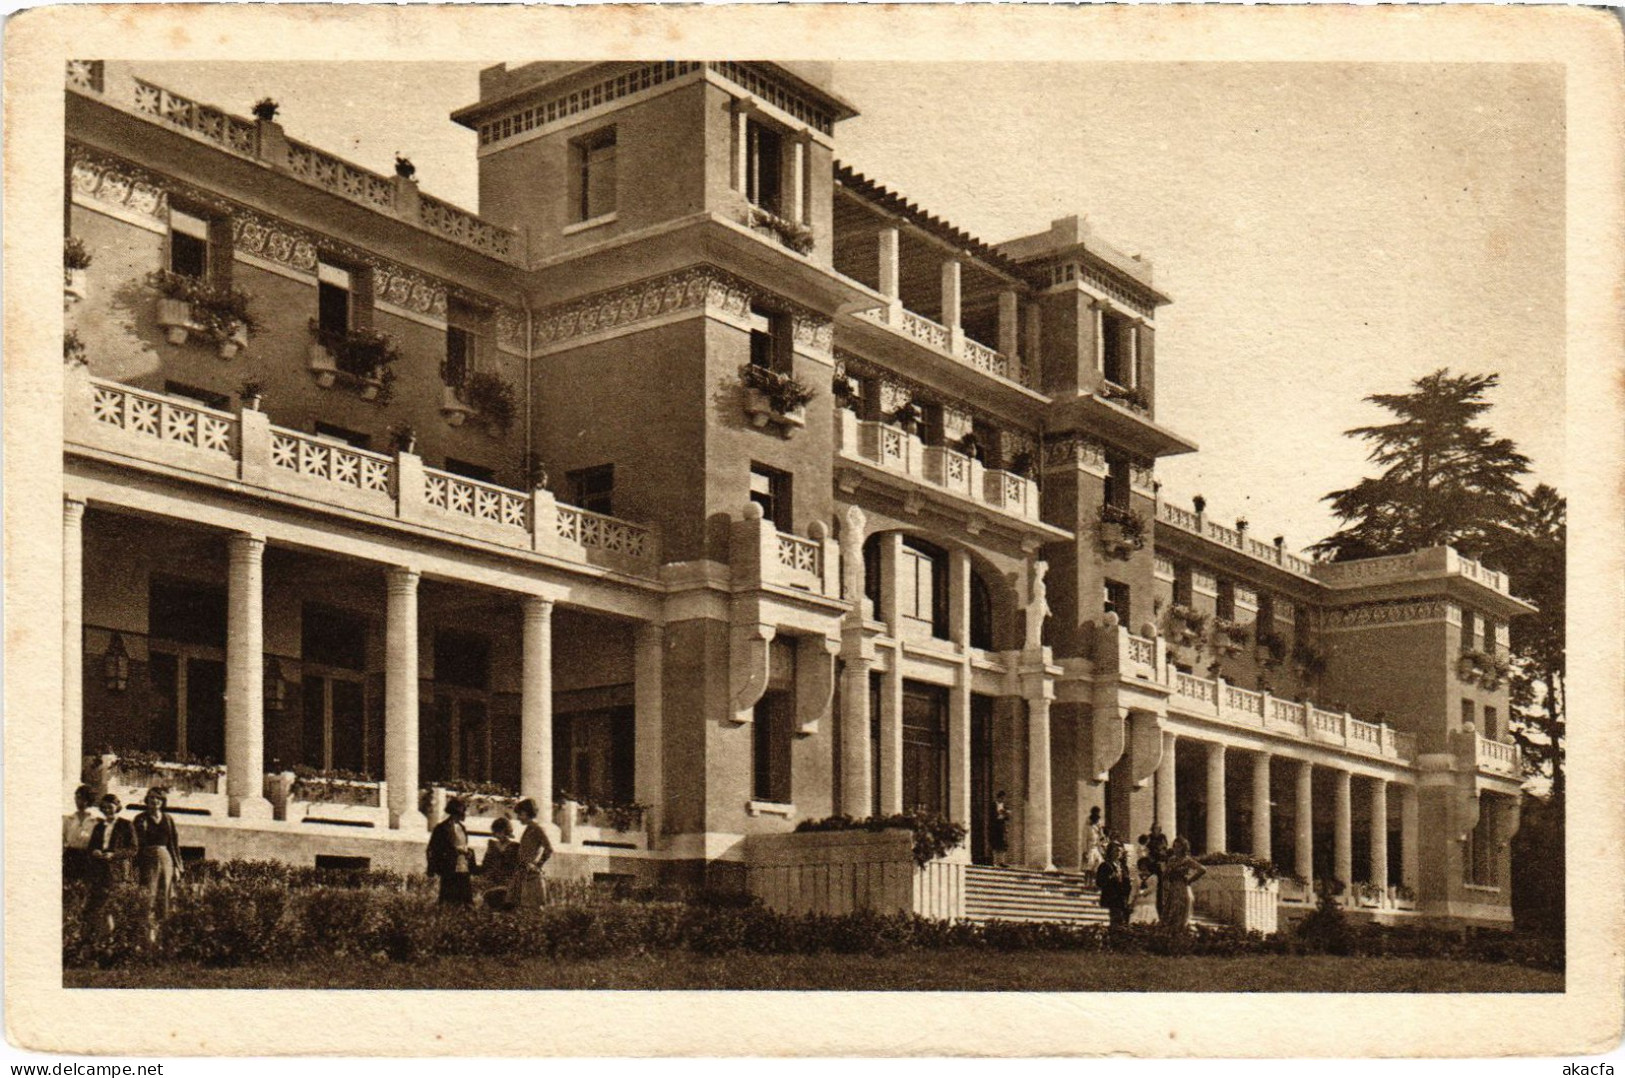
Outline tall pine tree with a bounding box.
[1311,370,1531,562]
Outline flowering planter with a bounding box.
[92,753,228,816]
[423,784,518,835]
[358,371,383,400]
[216,323,250,360]
[156,297,198,345]
[268,770,390,828]
[308,343,338,388]
[744,388,776,428]
[65,267,88,304]
[1100,522,1137,559]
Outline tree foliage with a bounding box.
[1311,370,1531,563]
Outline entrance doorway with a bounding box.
[149,651,225,764]
[901,682,948,815]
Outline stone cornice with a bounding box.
[1322,599,1461,632]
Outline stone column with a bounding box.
[633,620,662,837]
[878,655,903,814]
[1025,696,1054,870]
[878,228,900,303]
[733,103,749,193]
[63,497,85,802]
[788,138,806,223]
[1205,742,1227,854]
[1155,731,1178,837]
[948,548,971,648]
[1333,768,1352,888]
[878,532,902,634]
[225,533,272,819]
[998,290,1020,358]
[1295,760,1314,881]
[941,260,962,333]
[1400,782,1419,890]
[1251,751,1272,860]
[949,665,972,834]
[1126,317,1141,385]
[1369,776,1389,893]
[1093,303,1106,373]
[839,647,873,816]
[521,597,555,813]
[384,568,426,830]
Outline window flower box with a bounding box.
[216,322,251,361]
[308,343,338,387]
[1097,503,1147,559]
[269,767,389,827]
[149,271,260,355]
[308,322,401,403]
[91,750,227,816]
[440,384,473,427]
[739,363,814,437]
[157,297,200,345]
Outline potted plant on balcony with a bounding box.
[465,370,517,436]
[308,319,401,401]
[831,373,861,413]
[1007,449,1037,480]
[1099,380,1151,413]
[741,205,815,255]
[64,236,92,303]
[389,421,417,455]
[1293,640,1328,679]
[239,380,264,412]
[739,362,815,434]
[251,97,280,122]
[890,399,924,437]
[1097,502,1147,558]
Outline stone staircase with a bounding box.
[963,864,1228,927]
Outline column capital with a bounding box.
[227,532,266,559]
[522,594,557,620]
[385,566,421,593]
[63,495,87,524]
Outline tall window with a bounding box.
[1460,609,1478,652]
[444,326,473,390]
[317,261,353,334]
[1483,705,1499,740]
[748,303,788,371]
[570,126,617,223]
[1104,580,1131,622]
[300,604,369,774]
[567,465,615,515]
[899,538,950,639]
[313,422,371,450]
[168,208,211,279]
[745,119,783,213]
[969,571,994,651]
[1461,698,1476,729]
[1104,455,1131,509]
[749,463,791,530]
[1216,579,1236,621]
[1257,591,1276,632]
[1172,564,1193,607]
[1101,311,1134,386]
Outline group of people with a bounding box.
[425,796,553,909]
[64,783,184,943]
[1087,810,1208,929]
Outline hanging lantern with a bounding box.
[103,632,129,692]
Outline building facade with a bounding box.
[62,60,1532,926]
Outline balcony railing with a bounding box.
[69,371,659,575]
[1155,501,1319,577]
[853,304,1032,387]
[1473,734,1520,777]
[839,412,1041,524]
[73,70,520,262]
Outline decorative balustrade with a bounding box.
[1127,634,1156,669]
[90,380,236,457]
[777,531,822,577]
[1225,685,1265,717]
[68,372,660,576]
[1175,672,1216,704]
[1269,698,1309,730]
[133,78,258,155]
[1475,735,1519,776]
[76,72,521,263]
[1348,718,1383,746]
[270,429,394,495]
[1314,551,1424,585]
[1456,555,1506,593]
[423,467,529,530]
[1155,501,1318,576]
[841,418,1041,523]
[1205,519,1244,550]
[1310,708,1344,737]
[1159,502,1200,531]
[852,306,1033,388]
[556,504,653,561]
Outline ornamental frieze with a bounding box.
[69,148,171,223]
[834,350,1036,445]
[231,211,318,274]
[495,309,526,351]
[531,266,832,353]
[370,261,448,321]
[1130,461,1157,494]
[1322,600,1458,631]
[1041,434,1106,474]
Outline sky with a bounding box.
[135,61,1565,554]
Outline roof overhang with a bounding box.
[1048,392,1199,459]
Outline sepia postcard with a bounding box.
[5,2,1622,1060]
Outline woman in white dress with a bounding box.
[1082,806,1107,873]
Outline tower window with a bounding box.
[899,538,950,640]
[444,326,473,390]
[1216,580,1236,621]
[570,126,617,223]
[317,261,353,334]
[168,208,212,279]
[1101,311,1135,387]
[748,303,789,371]
[746,119,784,214]
[1104,455,1131,509]
[1104,580,1131,622]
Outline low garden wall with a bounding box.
[1192,863,1280,935]
[744,828,967,921]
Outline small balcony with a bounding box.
[836,411,1051,529]
[67,370,660,576]
[731,504,842,600]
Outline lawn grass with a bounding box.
[65,950,1563,992]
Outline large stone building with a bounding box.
[62,60,1531,927]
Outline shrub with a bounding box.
[65,236,93,270]
[794,810,967,868]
